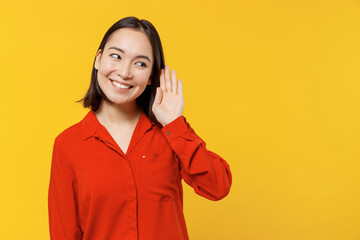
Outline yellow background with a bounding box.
[1,0,359,239]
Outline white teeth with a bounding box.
[112,80,131,89]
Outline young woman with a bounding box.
[48,16,232,240]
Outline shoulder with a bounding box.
[54,121,83,149]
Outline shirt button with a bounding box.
[142,155,146,158]
[167,131,170,135]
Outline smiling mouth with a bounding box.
[110,79,133,89]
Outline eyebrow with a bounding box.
[107,46,152,63]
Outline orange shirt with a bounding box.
[48,109,232,240]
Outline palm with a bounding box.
[152,65,184,126]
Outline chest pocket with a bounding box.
[141,149,181,201]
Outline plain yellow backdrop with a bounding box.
[1,0,359,239]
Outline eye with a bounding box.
[136,62,147,67]
[110,53,121,59]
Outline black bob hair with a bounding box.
[76,16,165,126]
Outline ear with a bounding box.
[147,73,152,85]
[94,49,102,70]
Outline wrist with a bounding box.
[161,115,182,127]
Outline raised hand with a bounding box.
[152,65,184,127]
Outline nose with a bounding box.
[117,62,133,80]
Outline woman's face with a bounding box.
[94,28,154,107]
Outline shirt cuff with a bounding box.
[161,116,189,142]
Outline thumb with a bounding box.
[153,87,163,106]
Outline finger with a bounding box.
[164,65,171,92]
[171,69,177,93]
[153,87,163,105]
[178,79,183,95]
[159,68,166,92]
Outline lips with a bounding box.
[110,79,133,89]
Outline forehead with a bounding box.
[105,28,153,58]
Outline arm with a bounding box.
[48,138,83,239]
[161,115,232,201]
[152,65,232,200]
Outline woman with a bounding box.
[48,16,232,240]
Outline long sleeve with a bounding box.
[161,115,232,201]
[48,138,83,240]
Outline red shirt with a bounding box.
[48,109,232,240]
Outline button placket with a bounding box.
[96,129,139,239]
[123,154,139,240]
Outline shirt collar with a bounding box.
[81,109,156,141]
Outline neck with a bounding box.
[95,99,142,125]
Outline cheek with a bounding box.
[98,61,115,76]
[97,64,113,87]
[136,69,152,83]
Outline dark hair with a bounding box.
[76,16,165,126]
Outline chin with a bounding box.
[106,96,137,106]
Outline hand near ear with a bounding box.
[152,65,184,127]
